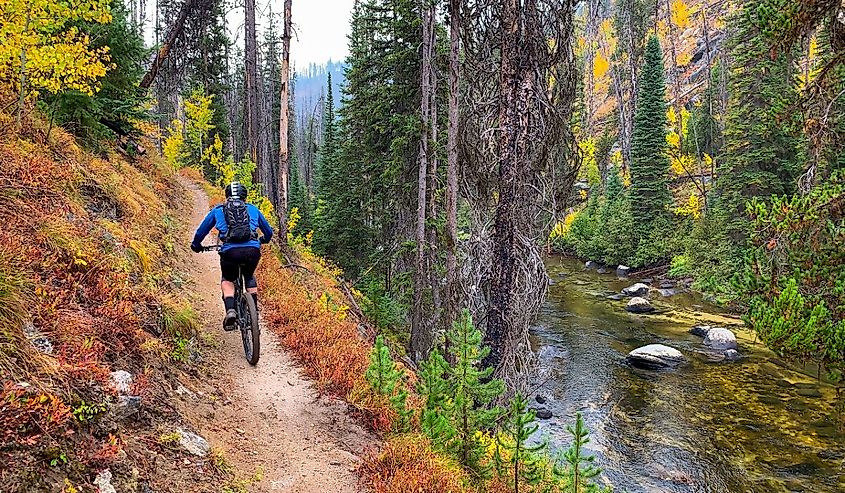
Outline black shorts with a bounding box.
[219,247,261,288]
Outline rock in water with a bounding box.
[690,325,711,337]
[94,470,117,493]
[724,349,741,361]
[606,293,626,301]
[597,267,608,274]
[178,429,211,457]
[627,344,686,369]
[622,283,650,297]
[616,265,631,278]
[110,370,133,394]
[585,261,599,270]
[625,297,654,313]
[704,328,738,350]
[535,395,547,405]
[532,407,553,419]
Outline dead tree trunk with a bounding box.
[140,0,204,89]
[410,0,436,362]
[244,0,260,175]
[277,0,292,243]
[445,0,461,330]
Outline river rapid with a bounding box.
[532,256,845,493]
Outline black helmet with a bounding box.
[225,181,248,199]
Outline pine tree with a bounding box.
[555,413,609,493]
[494,393,546,492]
[628,35,672,240]
[314,72,370,270]
[416,349,455,450]
[446,310,504,473]
[717,2,803,241]
[365,335,412,432]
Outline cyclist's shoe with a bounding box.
[223,309,238,331]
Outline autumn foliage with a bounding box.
[0,102,216,490]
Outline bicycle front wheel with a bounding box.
[238,292,260,365]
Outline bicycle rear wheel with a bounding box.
[238,292,260,365]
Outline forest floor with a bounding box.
[172,178,375,492]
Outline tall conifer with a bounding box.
[629,35,671,240]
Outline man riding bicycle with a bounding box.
[190,182,274,330]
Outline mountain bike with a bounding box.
[201,245,260,365]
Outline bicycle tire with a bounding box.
[238,292,260,365]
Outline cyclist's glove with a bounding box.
[259,236,270,244]
[190,243,202,253]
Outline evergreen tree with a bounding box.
[554,413,609,493]
[416,349,455,450]
[365,335,412,432]
[46,2,150,144]
[717,2,803,241]
[494,393,546,492]
[314,73,369,270]
[628,36,672,243]
[446,310,504,473]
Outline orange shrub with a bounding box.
[359,434,472,493]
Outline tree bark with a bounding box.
[140,0,203,89]
[485,0,522,373]
[277,0,292,243]
[244,0,260,178]
[411,0,436,362]
[445,0,461,330]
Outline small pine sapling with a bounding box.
[365,335,412,432]
[417,349,455,449]
[554,412,610,493]
[447,310,505,473]
[494,393,547,493]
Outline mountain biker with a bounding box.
[190,182,274,330]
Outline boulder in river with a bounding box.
[585,260,599,270]
[627,344,686,369]
[616,265,631,278]
[690,325,711,337]
[625,297,655,313]
[597,267,608,274]
[704,328,738,351]
[606,293,626,301]
[658,279,676,289]
[658,288,682,297]
[724,349,741,361]
[622,283,650,297]
[532,407,553,419]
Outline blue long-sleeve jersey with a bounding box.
[192,203,274,252]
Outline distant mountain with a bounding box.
[292,60,345,114]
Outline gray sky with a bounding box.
[288,0,354,68]
[142,0,354,70]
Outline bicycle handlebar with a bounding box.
[200,244,221,252]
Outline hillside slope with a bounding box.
[0,109,376,492]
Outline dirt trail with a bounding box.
[175,179,374,492]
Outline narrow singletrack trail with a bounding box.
[175,179,374,492]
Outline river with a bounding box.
[533,256,845,492]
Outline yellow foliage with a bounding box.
[670,0,691,29]
[676,192,703,219]
[162,119,186,168]
[593,52,609,79]
[0,0,113,97]
[549,211,578,241]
